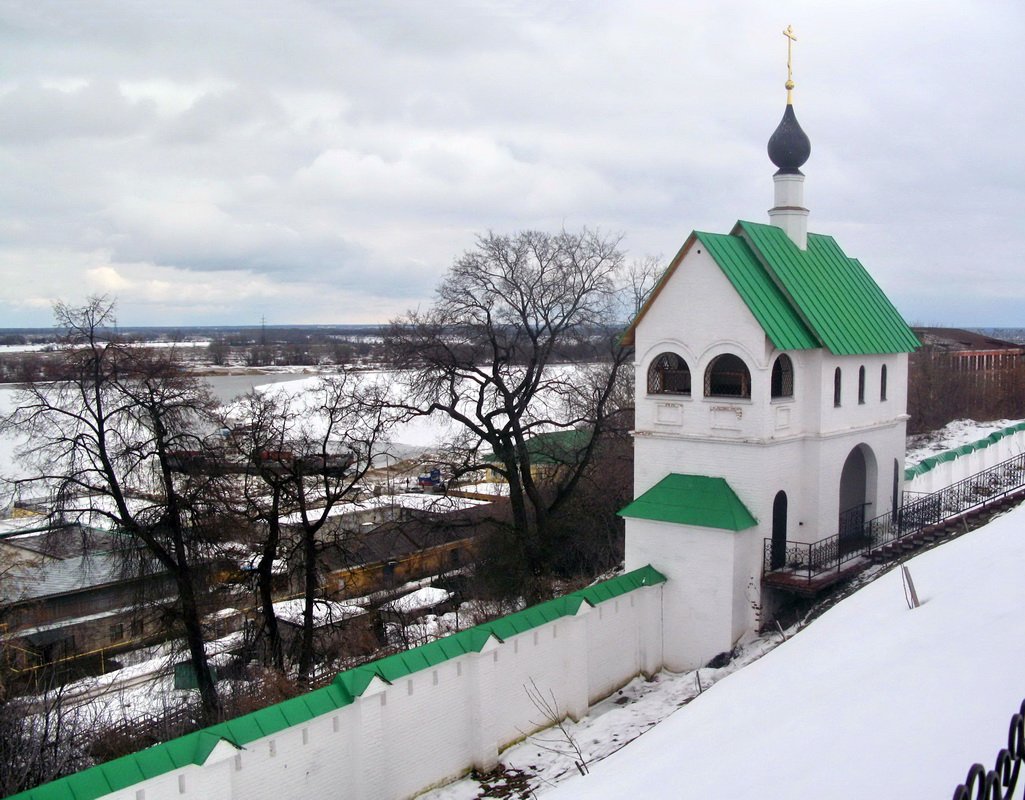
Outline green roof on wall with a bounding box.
[7,565,666,800]
[904,422,1025,480]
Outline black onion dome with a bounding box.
[767,104,811,175]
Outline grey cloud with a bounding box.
[0,0,1022,327]
[156,86,287,145]
[0,81,156,143]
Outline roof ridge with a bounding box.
[733,220,825,350]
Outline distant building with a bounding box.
[908,328,1025,431]
[912,327,1024,370]
[0,520,174,674]
[483,428,593,484]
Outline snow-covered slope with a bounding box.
[542,504,1025,800]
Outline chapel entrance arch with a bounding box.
[838,444,877,554]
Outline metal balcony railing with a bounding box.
[763,451,1025,584]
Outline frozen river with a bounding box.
[0,370,448,493]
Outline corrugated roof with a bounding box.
[618,474,757,531]
[622,221,918,357]
[736,222,919,355]
[1,549,155,604]
[8,565,666,800]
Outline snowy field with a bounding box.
[422,501,1025,800]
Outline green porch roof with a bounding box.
[623,220,919,356]
[618,473,757,531]
[8,565,666,800]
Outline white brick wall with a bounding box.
[906,428,1025,495]
[99,584,664,800]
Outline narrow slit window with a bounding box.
[834,367,842,407]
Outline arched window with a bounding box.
[880,364,888,401]
[858,365,866,404]
[833,367,842,407]
[770,354,794,399]
[647,352,691,395]
[704,354,751,398]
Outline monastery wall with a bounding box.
[905,424,1025,495]
[91,580,664,800]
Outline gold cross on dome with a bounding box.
[783,24,797,103]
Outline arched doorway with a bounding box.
[838,444,877,554]
[770,491,788,569]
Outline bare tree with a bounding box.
[625,254,663,317]
[224,372,394,682]
[522,678,589,777]
[386,229,629,599]
[0,298,224,722]
[0,671,92,795]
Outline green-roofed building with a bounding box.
[621,83,917,671]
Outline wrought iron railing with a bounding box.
[952,699,1025,799]
[763,451,1025,582]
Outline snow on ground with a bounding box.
[381,586,453,615]
[424,502,1025,800]
[0,385,32,488]
[248,364,587,459]
[271,598,368,628]
[249,373,460,456]
[450,481,511,497]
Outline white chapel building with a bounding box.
[620,85,919,671]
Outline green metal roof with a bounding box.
[622,221,919,356]
[618,474,757,531]
[8,565,666,800]
[735,221,919,355]
[486,428,593,467]
[904,422,1025,480]
[695,231,819,351]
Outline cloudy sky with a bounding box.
[0,0,1021,329]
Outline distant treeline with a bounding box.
[0,323,623,379]
[0,324,390,347]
